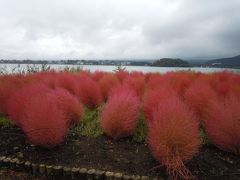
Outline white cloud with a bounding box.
[0,0,239,60]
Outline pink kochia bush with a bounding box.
[0,75,26,114]
[98,73,120,101]
[55,72,78,95]
[21,93,69,148]
[123,74,145,99]
[7,83,83,148]
[101,86,140,140]
[148,96,200,180]
[143,87,176,123]
[6,83,51,126]
[76,74,103,109]
[49,88,84,125]
[204,96,240,154]
[184,80,219,121]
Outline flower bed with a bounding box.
[0,70,240,179]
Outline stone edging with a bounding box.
[0,156,161,179]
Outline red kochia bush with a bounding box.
[143,87,176,123]
[123,74,145,99]
[6,83,51,126]
[33,71,58,89]
[98,74,120,101]
[49,88,84,125]
[184,80,219,121]
[115,70,129,82]
[21,93,68,148]
[0,74,26,114]
[101,86,140,140]
[148,96,200,180]
[162,72,198,96]
[55,72,78,95]
[204,96,240,154]
[76,74,103,109]
[202,71,234,99]
[146,73,164,90]
[91,71,107,81]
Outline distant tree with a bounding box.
[152,58,191,67]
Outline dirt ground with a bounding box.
[0,126,240,179]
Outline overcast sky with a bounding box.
[0,0,239,60]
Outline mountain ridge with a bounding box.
[204,55,240,67]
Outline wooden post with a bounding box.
[141,176,149,180]
[31,163,39,174]
[105,171,114,180]
[15,160,24,171]
[63,167,71,178]
[95,170,105,180]
[53,165,63,177]
[71,167,80,179]
[24,161,32,172]
[46,165,53,176]
[114,172,123,180]
[39,164,46,176]
[87,169,95,179]
[79,168,87,179]
[122,175,131,180]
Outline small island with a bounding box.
[152,58,191,67]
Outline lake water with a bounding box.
[0,63,239,74]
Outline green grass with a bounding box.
[63,65,86,73]
[133,114,148,143]
[200,128,212,145]
[0,116,12,127]
[71,106,103,137]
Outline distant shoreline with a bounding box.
[0,62,239,69]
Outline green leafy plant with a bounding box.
[0,116,12,127]
[133,114,148,143]
[72,106,103,137]
[63,65,85,73]
[200,128,211,146]
[113,65,126,72]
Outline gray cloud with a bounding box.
[0,0,239,60]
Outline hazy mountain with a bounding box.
[205,55,240,68]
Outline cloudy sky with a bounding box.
[0,0,239,60]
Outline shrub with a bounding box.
[143,88,176,123]
[123,74,146,99]
[91,71,106,82]
[204,96,240,154]
[184,80,219,121]
[21,93,68,148]
[164,71,198,96]
[49,88,84,125]
[55,72,78,95]
[146,73,164,90]
[203,71,234,99]
[76,74,103,109]
[6,83,51,126]
[148,96,200,179]
[115,70,129,82]
[101,86,140,140]
[33,71,58,89]
[0,75,26,114]
[98,74,120,101]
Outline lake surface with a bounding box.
[0,63,239,74]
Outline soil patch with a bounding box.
[0,126,240,179]
[0,169,43,180]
